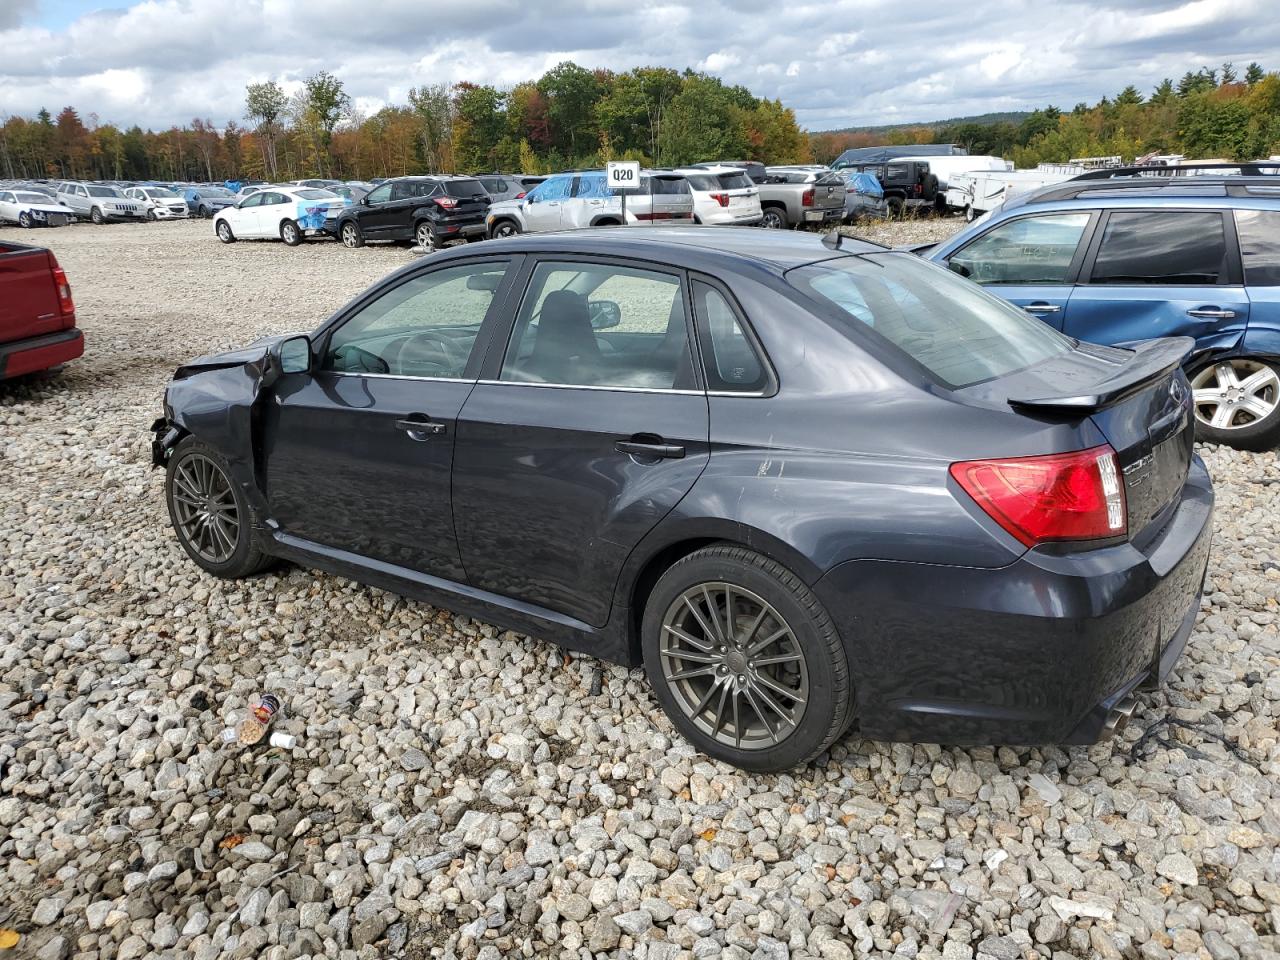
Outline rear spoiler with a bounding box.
[1008,337,1193,413]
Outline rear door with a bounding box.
[523,176,570,231]
[1236,209,1280,351]
[1066,209,1249,350]
[262,257,520,581]
[943,211,1097,327]
[452,257,710,627]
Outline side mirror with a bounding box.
[360,196,369,206]
[466,272,502,292]
[589,300,622,330]
[273,335,313,375]
[525,194,537,205]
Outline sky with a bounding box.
[0,0,1277,132]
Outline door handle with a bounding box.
[395,417,447,439]
[1024,303,1061,314]
[616,439,685,460]
[1187,308,1236,319]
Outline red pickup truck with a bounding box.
[0,240,83,380]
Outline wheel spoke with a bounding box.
[1239,368,1278,394]
[661,647,719,665]
[711,682,731,737]
[752,651,803,667]
[724,586,735,640]
[752,669,806,706]
[1192,389,1222,404]
[1216,362,1240,388]
[693,675,725,718]
[699,586,727,643]
[663,622,715,653]
[682,595,720,646]
[745,624,788,656]
[667,665,717,682]
[1210,404,1235,428]
[749,677,798,725]
[731,688,742,748]
[1240,395,1275,420]
[742,684,777,743]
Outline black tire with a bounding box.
[1190,358,1280,452]
[165,437,275,579]
[90,206,104,225]
[964,205,977,223]
[415,221,437,253]
[18,212,32,228]
[146,208,157,221]
[759,207,788,230]
[216,220,235,244]
[490,220,519,239]
[340,221,364,248]
[641,544,853,772]
[281,220,303,246]
[886,197,905,220]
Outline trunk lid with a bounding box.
[441,178,491,216]
[812,173,846,212]
[972,337,1195,540]
[0,244,63,343]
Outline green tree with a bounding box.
[452,83,504,171]
[244,80,287,178]
[1115,85,1144,106]
[303,71,351,151]
[408,84,454,171]
[659,73,749,165]
[537,61,602,159]
[1220,62,1237,85]
[1150,79,1175,105]
[1246,63,1265,85]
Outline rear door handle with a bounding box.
[395,417,447,439]
[1024,303,1061,314]
[1187,308,1236,319]
[616,439,685,459]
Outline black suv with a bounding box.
[327,175,490,251]
[836,160,939,217]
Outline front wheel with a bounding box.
[165,438,274,578]
[491,220,519,239]
[147,208,157,221]
[642,544,853,772]
[415,222,437,253]
[216,220,235,244]
[1190,358,1280,451]
[280,220,303,246]
[90,206,104,225]
[759,208,788,230]
[18,212,32,228]
[340,221,364,248]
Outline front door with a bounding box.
[943,210,1097,330]
[452,258,710,627]
[352,181,394,239]
[1065,209,1249,348]
[262,257,518,581]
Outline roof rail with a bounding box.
[1071,162,1280,180]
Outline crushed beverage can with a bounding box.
[251,694,282,726]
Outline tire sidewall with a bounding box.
[416,222,435,251]
[641,548,849,772]
[19,212,32,228]
[91,206,103,224]
[216,220,234,243]
[1191,357,1280,451]
[342,221,363,248]
[281,220,302,246]
[760,209,786,229]
[164,438,260,577]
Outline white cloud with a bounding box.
[0,0,1275,130]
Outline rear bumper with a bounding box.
[814,455,1214,745]
[0,327,84,380]
[803,207,844,224]
[431,216,487,239]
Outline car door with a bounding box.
[384,179,427,240]
[1066,209,1249,349]
[234,192,266,235]
[0,192,13,222]
[349,181,392,238]
[261,256,521,581]
[451,258,711,627]
[565,174,609,228]
[522,176,570,232]
[942,211,1097,329]
[1236,209,1280,349]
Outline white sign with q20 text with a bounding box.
[606,160,641,190]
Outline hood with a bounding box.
[173,334,291,381]
[20,202,70,214]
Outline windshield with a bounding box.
[147,187,178,198]
[203,187,234,198]
[87,186,121,198]
[296,189,337,199]
[15,192,52,203]
[788,253,1075,389]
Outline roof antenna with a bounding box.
[821,228,843,250]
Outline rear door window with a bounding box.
[1088,210,1229,285]
[948,213,1092,285]
[1234,210,1280,285]
[573,175,612,199]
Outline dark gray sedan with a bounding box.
[151,228,1212,771]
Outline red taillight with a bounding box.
[434,196,458,209]
[913,183,922,195]
[51,260,74,317]
[802,188,814,207]
[950,444,1126,547]
[710,192,730,207]
[515,191,526,199]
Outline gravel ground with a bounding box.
[2,218,1279,960]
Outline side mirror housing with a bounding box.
[589,300,622,330]
[273,335,313,375]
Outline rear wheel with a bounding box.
[759,207,788,230]
[216,220,235,244]
[280,220,303,246]
[964,205,977,222]
[642,544,853,772]
[1190,358,1280,451]
[340,221,364,248]
[165,438,274,578]
[199,205,212,219]
[887,197,905,219]
[415,221,437,253]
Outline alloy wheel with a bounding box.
[19,212,32,228]
[170,453,241,564]
[416,224,436,252]
[494,222,517,238]
[217,222,232,242]
[760,210,785,229]
[659,582,809,749]
[1191,360,1280,431]
[342,223,360,248]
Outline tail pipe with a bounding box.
[1102,695,1138,740]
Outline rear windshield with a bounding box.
[296,189,336,199]
[788,253,1074,389]
[87,186,121,197]
[646,176,691,195]
[762,171,812,184]
[443,179,488,199]
[478,178,506,192]
[687,172,752,191]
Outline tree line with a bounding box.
[0,63,810,183]
[810,62,1280,167]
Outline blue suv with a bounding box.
[926,173,1280,450]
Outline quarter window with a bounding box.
[500,262,694,390]
[1234,210,1280,286]
[948,213,1091,285]
[693,282,768,393]
[322,261,509,379]
[1089,210,1228,285]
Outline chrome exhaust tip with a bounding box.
[1102,695,1138,739]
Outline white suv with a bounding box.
[673,166,762,225]
[57,182,146,224]
[124,185,189,220]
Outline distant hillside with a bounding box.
[817,111,1033,135]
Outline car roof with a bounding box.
[1005,174,1280,213]
[436,226,883,273]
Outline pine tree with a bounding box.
[1245,63,1265,85]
